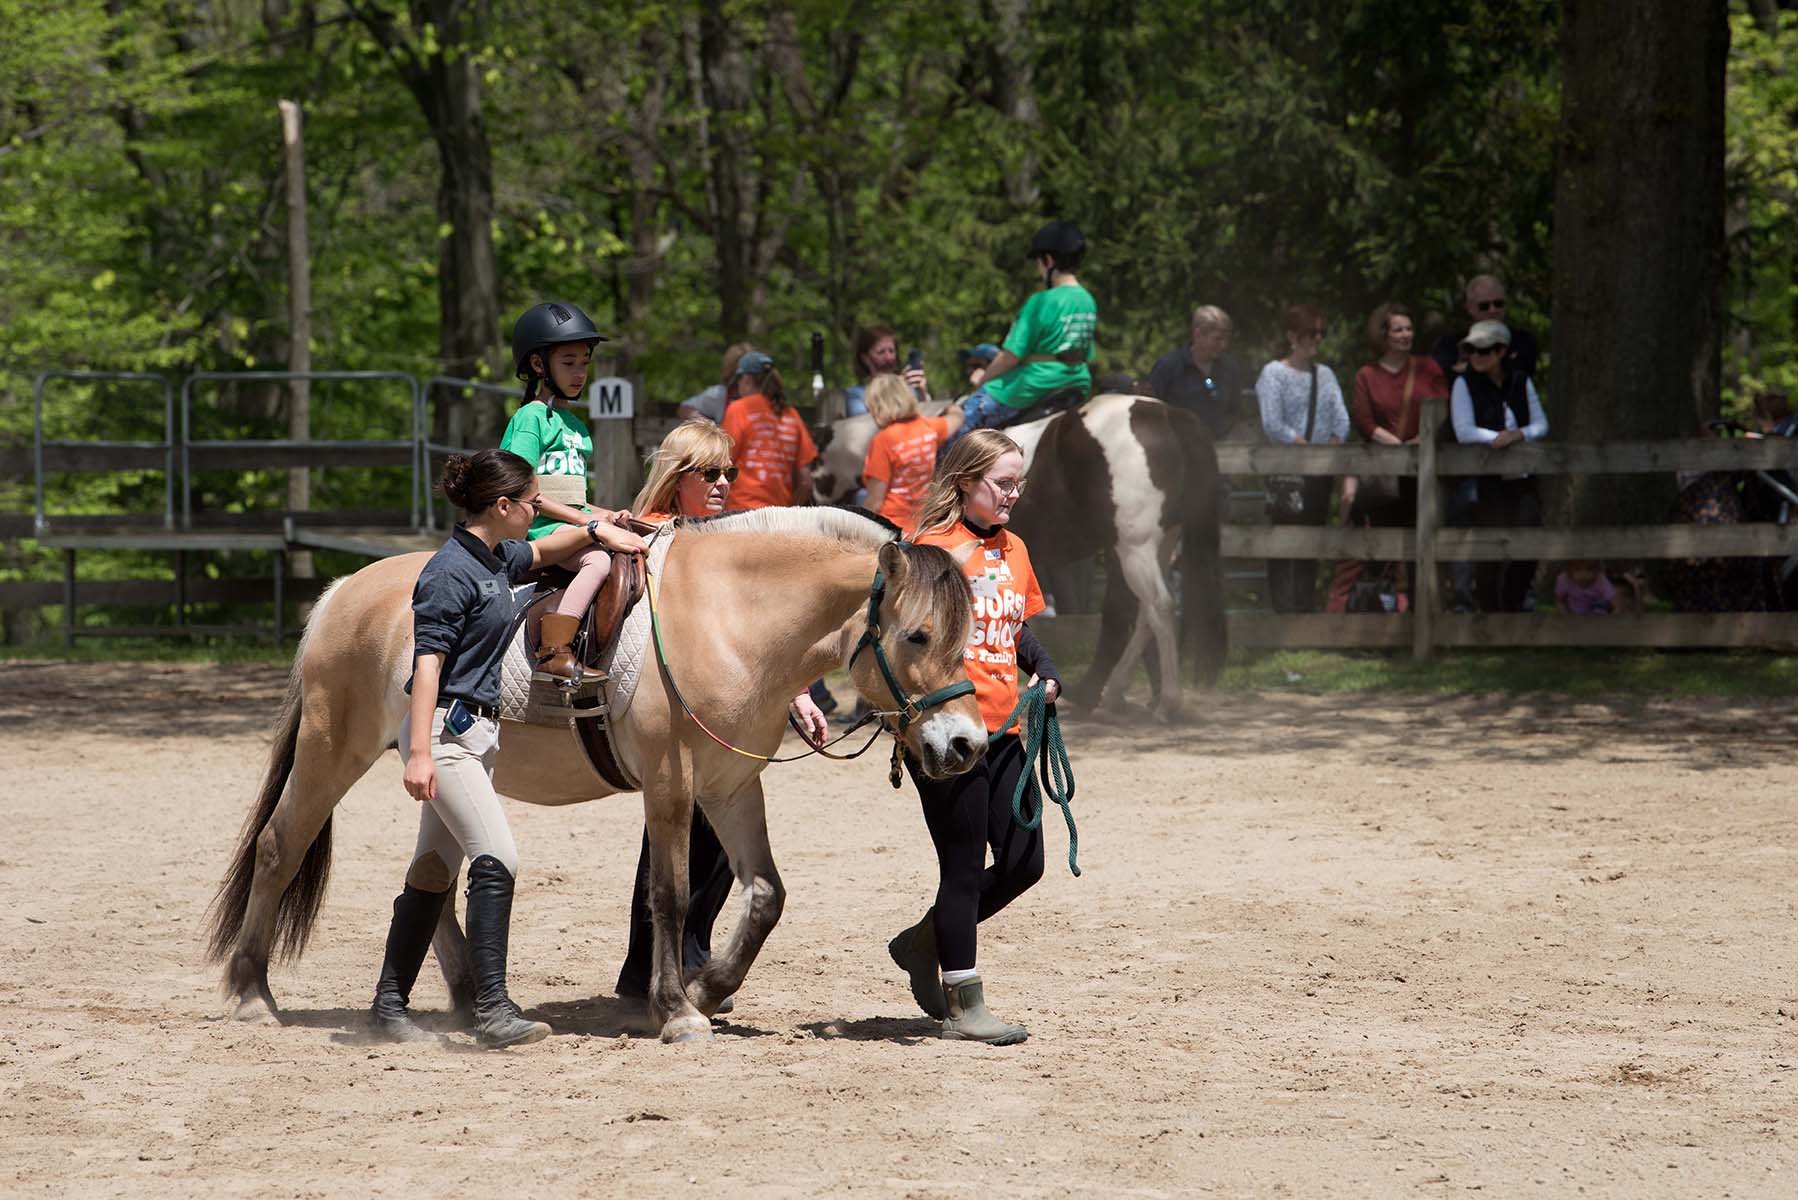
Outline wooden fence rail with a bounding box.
[1217,397,1798,658]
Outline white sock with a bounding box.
[940,968,977,986]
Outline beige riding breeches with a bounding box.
[397,707,520,885]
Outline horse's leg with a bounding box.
[1112,539,1183,716]
[227,707,386,1022]
[643,780,710,1043]
[686,778,784,1017]
[432,876,476,1024]
[1101,612,1155,708]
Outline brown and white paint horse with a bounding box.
[206,507,984,1043]
[814,393,1226,713]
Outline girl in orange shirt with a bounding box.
[611,421,829,1005]
[721,352,818,510]
[889,428,1063,1045]
[861,373,964,531]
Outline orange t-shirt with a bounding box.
[911,519,1045,734]
[863,415,952,531]
[722,393,819,510]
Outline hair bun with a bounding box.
[439,454,473,509]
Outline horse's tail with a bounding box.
[204,581,341,964]
[1170,407,1228,684]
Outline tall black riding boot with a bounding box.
[465,855,550,1049]
[369,884,450,1042]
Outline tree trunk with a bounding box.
[349,0,503,441]
[699,0,755,340]
[1551,0,1728,526]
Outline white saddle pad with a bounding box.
[496,528,672,726]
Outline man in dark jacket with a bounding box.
[1148,304,1243,439]
[1430,274,1540,383]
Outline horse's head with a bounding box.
[849,540,985,779]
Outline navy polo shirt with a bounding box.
[406,526,536,708]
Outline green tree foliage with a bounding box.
[1725,5,1798,411]
[0,0,1791,565]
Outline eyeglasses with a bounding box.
[1464,344,1502,357]
[687,465,740,484]
[506,494,543,513]
[983,475,1025,497]
[1474,298,1507,313]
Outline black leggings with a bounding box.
[909,734,1045,973]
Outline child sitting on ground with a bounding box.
[1555,559,1646,614]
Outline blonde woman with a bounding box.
[887,429,1063,1046]
[861,373,964,530]
[632,419,739,522]
[612,422,828,1007]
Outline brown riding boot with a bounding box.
[940,974,1028,1045]
[534,613,581,680]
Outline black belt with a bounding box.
[440,698,498,719]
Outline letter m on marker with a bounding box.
[592,381,629,417]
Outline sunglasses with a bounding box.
[688,465,740,483]
[1464,344,1502,357]
[1474,298,1507,313]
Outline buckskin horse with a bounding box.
[814,393,1226,713]
[206,507,984,1043]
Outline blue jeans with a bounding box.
[939,389,1030,460]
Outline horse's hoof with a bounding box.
[230,995,278,1025]
[660,1015,714,1044]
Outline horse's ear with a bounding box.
[877,539,910,584]
[947,538,981,568]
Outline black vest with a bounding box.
[1462,368,1531,435]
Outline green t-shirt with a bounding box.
[499,400,593,539]
[983,283,1097,410]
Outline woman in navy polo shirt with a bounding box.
[370,447,612,1048]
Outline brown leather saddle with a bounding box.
[530,517,661,792]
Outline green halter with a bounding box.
[848,568,976,733]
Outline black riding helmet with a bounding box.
[1028,220,1086,281]
[511,301,608,402]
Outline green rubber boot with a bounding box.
[940,975,1027,1046]
[886,911,947,1019]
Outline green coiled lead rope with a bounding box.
[992,681,1079,877]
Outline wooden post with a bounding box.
[279,99,314,582]
[1413,398,1442,660]
[589,374,644,509]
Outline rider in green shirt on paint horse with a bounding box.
[499,302,647,680]
[940,219,1097,457]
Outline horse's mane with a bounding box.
[682,505,900,551]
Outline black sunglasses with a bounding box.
[1475,298,1506,312]
[688,466,740,483]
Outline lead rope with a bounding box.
[990,681,1079,877]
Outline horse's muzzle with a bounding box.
[914,717,986,779]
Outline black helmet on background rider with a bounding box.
[511,301,607,401]
[1028,220,1085,283]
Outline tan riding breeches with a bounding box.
[397,708,520,886]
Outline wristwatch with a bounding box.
[585,518,603,545]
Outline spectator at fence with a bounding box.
[677,342,755,424]
[1149,305,1243,439]
[1257,303,1349,613]
[1430,274,1540,383]
[845,326,930,418]
[1554,560,1648,614]
[1328,302,1448,611]
[1446,320,1548,612]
